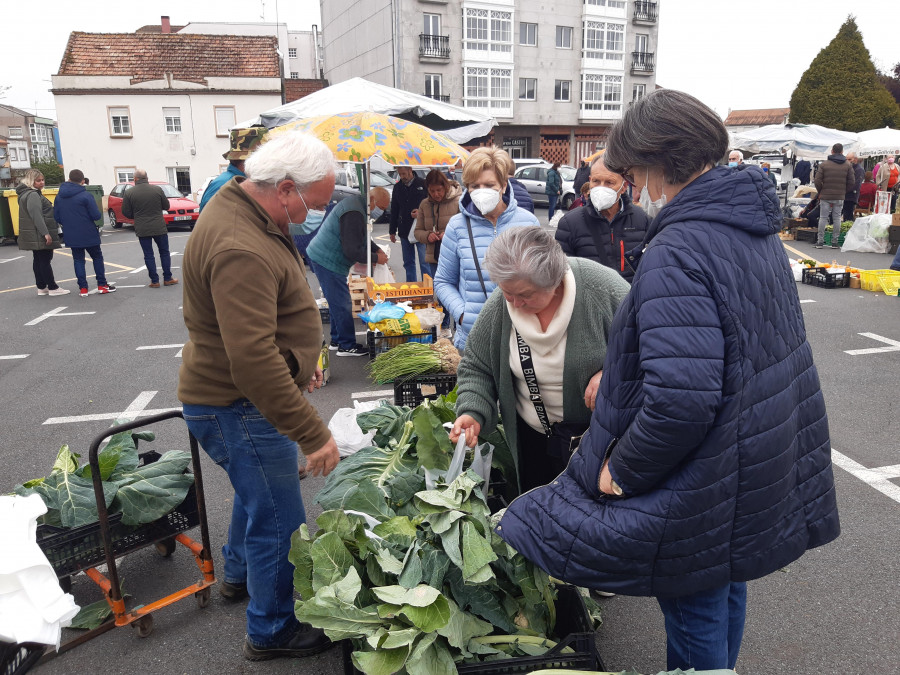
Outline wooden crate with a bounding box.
[348,276,369,318]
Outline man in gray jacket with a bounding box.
[813,143,855,249]
[122,169,178,287]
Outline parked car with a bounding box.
[194,175,216,205]
[748,153,785,169]
[512,157,549,171]
[514,164,577,209]
[330,166,396,222]
[107,182,200,230]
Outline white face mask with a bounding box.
[370,206,385,220]
[469,188,501,215]
[590,185,622,212]
[638,169,667,218]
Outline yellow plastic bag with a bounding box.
[368,313,423,336]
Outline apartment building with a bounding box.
[320,0,660,164]
[0,104,58,186]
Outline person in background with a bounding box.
[179,130,339,661]
[799,195,822,228]
[414,169,462,339]
[727,150,744,167]
[451,227,629,493]
[16,169,68,296]
[568,182,591,210]
[53,168,116,297]
[122,169,178,287]
[573,158,591,195]
[496,89,839,673]
[433,146,538,350]
[200,127,267,212]
[555,155,650,283]
[83,177,90,186]
[390,166,429,281]
[507,161,534,214]
[794,158,812,185]
[307,188,389,356]
[545,162,563,220]
[875,155,899,213]
[813,144,855,249]
[842,152,864,222]
[760,162,777,188]
[857,170,877,212]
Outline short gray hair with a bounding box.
[483,226,569,290]
[134,169,148,180]
[245,130,337,190]
[604,89,729,185]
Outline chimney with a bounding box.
[161,16,171,34]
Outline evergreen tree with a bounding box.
[789,17,900,132]
[30,158,64,186]
[877,63,900,106]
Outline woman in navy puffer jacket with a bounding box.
[497,90,840,672]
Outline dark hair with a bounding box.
[864,170,873,181]
[604,89,729,185]
[425,168,451,192]
[551,163,560,170]
[69,169,84,183]
[832,143,843,154]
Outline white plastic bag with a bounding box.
[789,259,805,282]
[425,436,495,489]
[841,215,891,254]
[413,307,443,330]
[373,263,396,285]
[328,400,381,457]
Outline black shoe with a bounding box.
[336,344,367,357]
[831,244,841,249]
[328,341,339,351]
[813,244,823,249]
[219,581,248,603]
[242,624,333,661]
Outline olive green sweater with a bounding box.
[455,257,630,488]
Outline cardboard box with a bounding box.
[892,213,900,227]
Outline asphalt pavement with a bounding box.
[1,209,898,674]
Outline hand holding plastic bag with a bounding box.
[425,435,494,489]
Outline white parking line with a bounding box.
[136,343,184,357]
[0,256,24,264]
[800,299,816,304]
[350,389,394,400]
[25,306,96,326]
[0,354,29,360]
[832,448,900,505]
[844,332,900,356]
[43,390,180,425]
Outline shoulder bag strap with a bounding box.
[514,329,552,436]
[465,212,489,299]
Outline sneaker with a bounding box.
[164,278,179,286]
[219,581,248,603]
[831,244,841,249]
[813,244,823,249]
[336,344,367,357]
[79,288,89,298]
[328,341,339,351]
[48,288,71,296]
[148,282,161,288]
[37,288,49,296]
[98,284,116,294]
[591,589,617,598]
[242,624,332,661]
[298,466,308,480]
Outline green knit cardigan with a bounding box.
[456,257,631,490]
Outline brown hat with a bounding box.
[223,127,267,160]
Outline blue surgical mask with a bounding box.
[728,161,738,168]
[285,189,325,235]
[370,206,384,220]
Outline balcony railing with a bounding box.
[419,34,450,58]
[424,93,450,102]
[633,1,658,23]
[631,51,655,74]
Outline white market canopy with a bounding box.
[854,127,900,158]
[731,123,859,160]
[237,77,496,144]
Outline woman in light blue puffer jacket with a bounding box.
[434,147,539,349]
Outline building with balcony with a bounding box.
[0,104,58,186]
[319,0,659,164]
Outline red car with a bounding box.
[107,182,200,230]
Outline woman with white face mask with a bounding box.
[555,155,650,283]
[432,147,539,350]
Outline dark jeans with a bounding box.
[842,198,857,222]
[309,260,356,349]
[547,193,560,220]
[516,414,571,493]
[138,234,172,283]
[71,245,107,289]
[32,249,58,290]
[657,582,747,671]
[399,238,432,282]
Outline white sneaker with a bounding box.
[37,288,49,296]
[48,288,71,296]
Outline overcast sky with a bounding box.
[1,1,896,121]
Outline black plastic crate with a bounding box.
[366,326,437,359]
[36,483,199,578]
[319,306,330,324]
[802,267,850,289]
[392,373,457,407]
[795,227,817,242]
[1,642,44,675]
[341,584,601,675]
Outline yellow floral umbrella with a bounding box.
[265,111,470,166]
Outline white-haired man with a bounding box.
[178,131,339,661]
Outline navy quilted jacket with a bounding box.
[497,166,840,598]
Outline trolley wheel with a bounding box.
[58,576,73,594]
[132,614,154,638]
[154,537,177,557]
[195,587,211,608]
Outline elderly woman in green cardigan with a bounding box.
[450,226,630,493]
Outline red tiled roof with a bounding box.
[135,24,187,33]
[57,32,280,80]
[724,108,790,126]
[284,78,327,103]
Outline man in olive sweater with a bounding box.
[178,131,339,661]
[122,170,177,287]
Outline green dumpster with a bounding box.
[0,194,13,240]
[85,184,105,229]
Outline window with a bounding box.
[29,123,48,143]
[108,107,132,137]
[583,21,625,62]
[290,72,299,79]
[8,148,16,161]
[519,22,537,46]
[518,78,536,101]
[635,33,649,52]
[166,167,192,195]
[288,47,297,58]
[464,8,512,54]
[424,74,442,98]
[8,126,23,139]
[115,167,135,183]
[464,67,512,112]
[424,13,441,35]
[214,106,236,137]
[556,26,573,49]
[585,0,626,7]
[632,83,646,101]
[554,80,571,101]
[163,107,181,133]
[582,74,623,112]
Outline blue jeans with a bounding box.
[657,582,747,671]
[817,200,843,245]
[547,193,560,220]
[138,234,172,283]
[400,238,432,282]
[71,245,107,290]
[182,400,305,648]
[309,260,356,349]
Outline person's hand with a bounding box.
[598,458,615,495]
[583,370,603,411]
[307,367,324,393]
[376,250,388,265]
[428,231,439,243]
[390,234,397,243]
[450,415,481,448]
[438,231,444,240]
[305,436,340,477]
[411,209,418,220]
[44,234,52,245]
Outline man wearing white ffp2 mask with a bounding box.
[555,156,650,283]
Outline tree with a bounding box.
[878,63,900,106]
[789,17,900,132]
[30,158,64,186]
